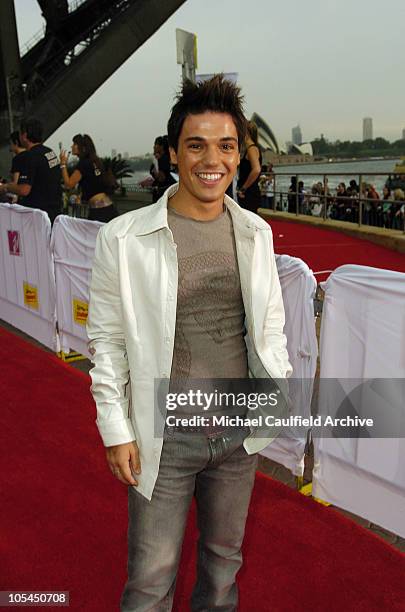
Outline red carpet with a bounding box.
[1,326,405,611]
[267,220,405,282]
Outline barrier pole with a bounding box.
[299,482,331,506]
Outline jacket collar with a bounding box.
[127,183,263,239]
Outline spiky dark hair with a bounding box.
[167,74,246,152]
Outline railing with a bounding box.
[262,171,405,234]
[121,183,152,193]
[22,0,132,95]
[21,0,97,56]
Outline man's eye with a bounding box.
[221,144,234,151]
[189,143,202,149]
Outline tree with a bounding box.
[311,136,329,155]
[392,140,405,151]
[101,156,133,197]
[101,156,133,180]
[374,137,389,149]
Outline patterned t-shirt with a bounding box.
[168,204,248,433]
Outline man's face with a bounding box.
[170,112,240,207]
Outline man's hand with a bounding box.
[106,441,141,486]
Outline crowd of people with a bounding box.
[1,117,404,231]
[0,119,119,224]
[281,177,405,229]
[254,170,405,230]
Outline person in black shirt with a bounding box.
[150,135,176,202]
[60,134,118,222]
[0,119,62,224]
[287,176,298,213]
[236,121,262,213]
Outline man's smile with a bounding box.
[195,172,225,185]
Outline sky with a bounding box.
[14,0,405,156]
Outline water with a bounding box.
[272,158,402,194]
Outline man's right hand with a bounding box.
[106,441,141,486]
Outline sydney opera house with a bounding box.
[251,112,314,161]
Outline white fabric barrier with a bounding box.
[260,255,318,476]
[0,202,57,350]
[51,215,103,357]
[312,264,405,538]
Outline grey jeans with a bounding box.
[120,427,257,611]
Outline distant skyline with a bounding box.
[14,0,405,156]
[363,117,373,142]
[291,125,303,146]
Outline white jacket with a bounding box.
[87,184,292,500]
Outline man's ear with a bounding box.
[169,147,178,165]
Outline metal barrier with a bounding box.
[122,183,153,193]
[263,171,405,233]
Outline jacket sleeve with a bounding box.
[86,227,136,446]
[264,228,293,379]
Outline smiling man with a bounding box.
[87,75,292,611]
[169,110,239,218]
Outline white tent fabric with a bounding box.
[260,254,318,476]
[0,202,57,349]
[313,264,405,538]
[51,215,103,357]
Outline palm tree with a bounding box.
[101,156,132,196]
[101,156,132,180]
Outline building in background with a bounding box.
[124,152,129,159]
[288,142,313,156]
[248,114,313,165]
[251,112,280,155]
[111,148,117,158]
[363,117,373,141]
[291,125,302,145]
[402,128,405,141]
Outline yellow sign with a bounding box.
[23,282,39,310]
[73,298,88,326]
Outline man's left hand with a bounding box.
[106,440,141,486]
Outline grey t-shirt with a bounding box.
[168,205,248,381]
